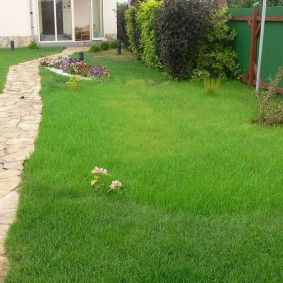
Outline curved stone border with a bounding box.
[0,46,89,282]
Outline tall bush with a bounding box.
[137,0,163,70]
[155,0,213,80]
[125,6,142,59]
[117,3,130,48]
[193,7,241,80]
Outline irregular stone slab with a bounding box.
[0,227,10,244]
[18,131,38,139]
[6,145,33,155]
[3,152,30,163]
[0,251,7,283]
[1,132,21,139]
[0,192,19,228]
[0,177,21,198]
[1,162,23,171]
[0,170,21,180]
[0,191,19,282]
[6,138,34,146]
[18,123,39,131]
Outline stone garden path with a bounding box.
[0,46,89,281]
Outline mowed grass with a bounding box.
[5,49,283,282]
[0,47,64,92]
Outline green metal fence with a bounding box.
[229,6,283,88]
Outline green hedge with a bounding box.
[137,0,163,70]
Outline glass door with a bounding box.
[56,0,72,41]
[38,0,73,42]
[38,0,55,41]
[74,0,91,41]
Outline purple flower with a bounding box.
[41,57,110,79]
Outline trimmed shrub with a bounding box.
[100,42,110,51]
[28,42,39,49]
[193,7,241,80]
[125,6,142,59]
[90,45,101,53]
[117,3,130,48]
[110,41,118,49]
[155,0,213,80]
[254,68,283,126]
[137,0,163,70]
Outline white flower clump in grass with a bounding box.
[108,180,124,193]
[91,167,124,194]
[91,167,108,175]
[110,180,123,190]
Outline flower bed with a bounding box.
[40,55,110,79]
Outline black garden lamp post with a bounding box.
[78,52,84,61]
[11,41,15,51]
[117,40,121,55]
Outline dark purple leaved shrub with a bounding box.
[154,0,214,80]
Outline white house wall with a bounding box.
[103,0,117,40]
[0,0,38,47]
[0,0,116,48]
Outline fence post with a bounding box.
[248,7,259,86]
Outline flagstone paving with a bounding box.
[0,46,89,282]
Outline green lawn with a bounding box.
[5,49,283,282]
[0,47,65,92]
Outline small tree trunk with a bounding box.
[217,0,227,7]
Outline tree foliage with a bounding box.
[154,0,214,79]
[117,3,130,48]
[193,7,241,80]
